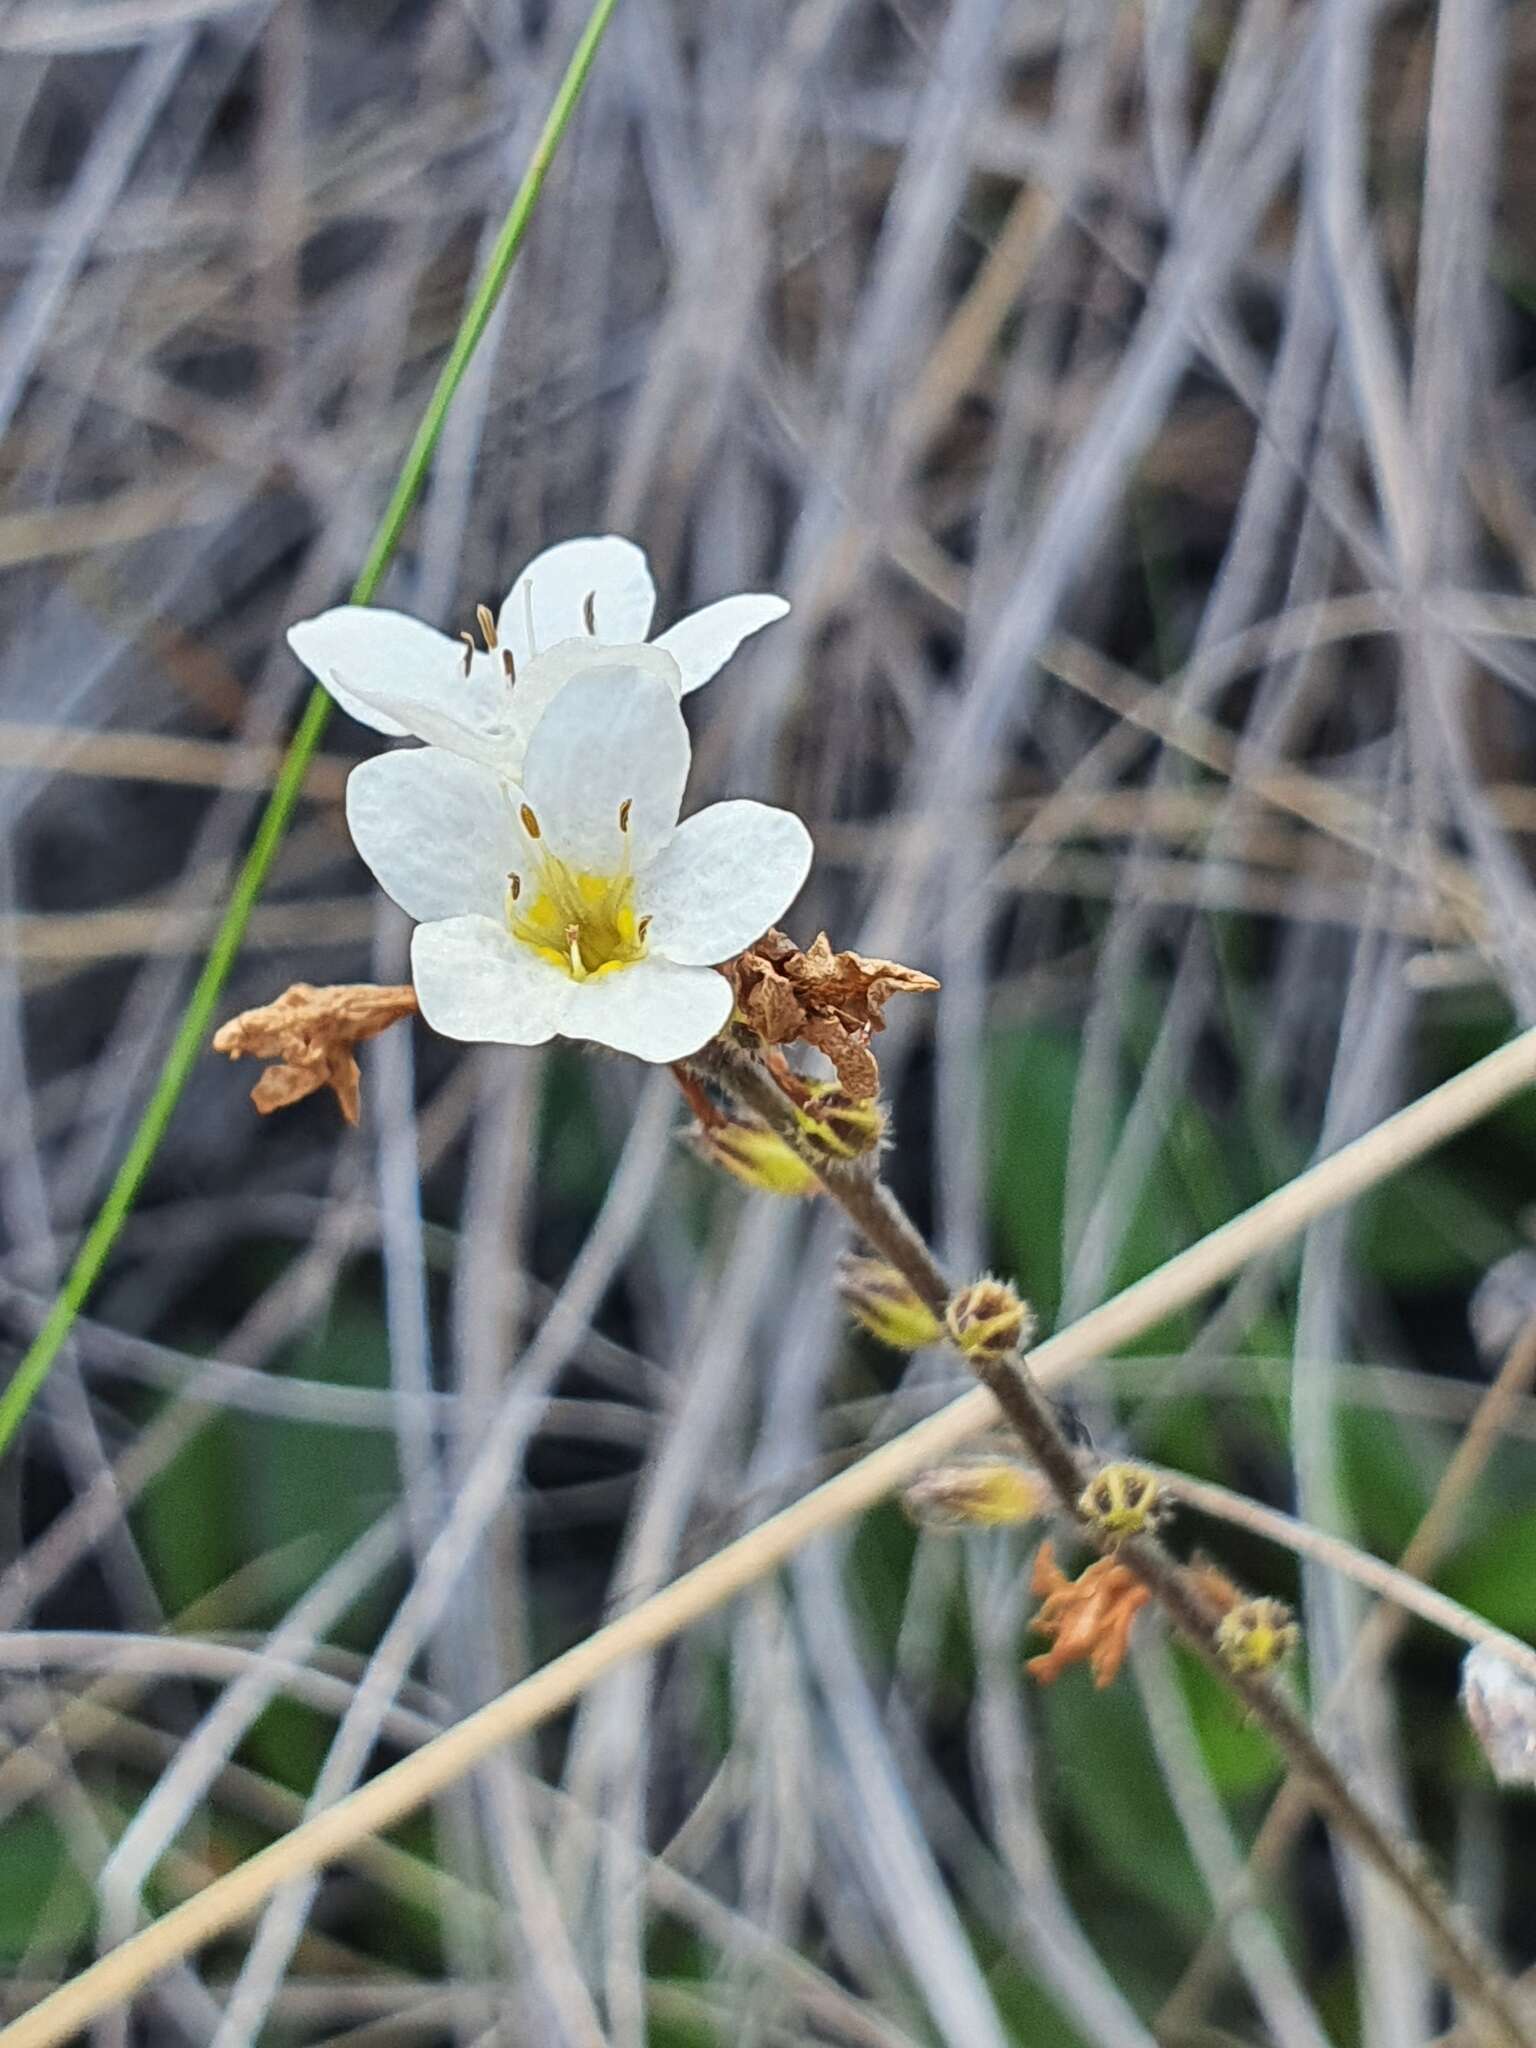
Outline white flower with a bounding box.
[346,659,812,1063]
[287,534,788,780]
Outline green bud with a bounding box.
[838,1256,943,1351]
[689,1119,821,1199]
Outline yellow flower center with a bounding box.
[505,801,649,981]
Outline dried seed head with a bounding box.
[1461,1642,1536,1786]
[1077,1463,1167,1547]
[791,1083,887,1163]
[944,1277,1034,1362]
[1215,1597,1299,1675]
[903,1456,1046,1532]
[688,1118,821,1200]
[838,1256,943,1352]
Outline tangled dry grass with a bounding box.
[7,1,1536,2043]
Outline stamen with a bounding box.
[566,925,584,979]
[520,803,541,839]
[476,603,497,650]
[523,580,536,658]
[618,797,633,833]
[501,647,516,682]
[507,872,521,901]
[637,914,652,942]
[582,589,597,635]
[459,631,475,678]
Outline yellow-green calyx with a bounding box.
[791,1083,887,1162]
[903,1456,1046,1531]
[690,1118,821,1199]
[944,1277,1035,1362]
[1077,1462,1166,1546]
[1215,1597,1299,1674]
[506,800,650,981]
[838,1256,943,1351]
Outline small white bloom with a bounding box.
[346,660,812,1063]
[287,534,788,779]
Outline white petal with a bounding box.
[640,800,813,965]
[562,957,732,1061]
[520,664,689,873]
[411,917,571,1045]
[501,638,683,775]
[497,536,655,667]
[346,749,519,924]
[288,608,452,738]
[654,594,790,695]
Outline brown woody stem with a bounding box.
[703,1036,1533,2048]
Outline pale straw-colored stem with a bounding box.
[7,1024,1536,2046]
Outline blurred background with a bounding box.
[5,0,1536,2041]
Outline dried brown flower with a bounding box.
[212,982,418,1125]
[1026,1540,1151,1688]
[726,929,939,1098]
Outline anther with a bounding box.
[459,631,475,678]
[476,603,497,650]
[507,872,522,901]
[520,804,541,839]
[637,914,652,942]
[582,589,597,635]
[501,647,516,682]
[618,797,633,833]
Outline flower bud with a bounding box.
[1215,1597,1299,1674]
[791,1083,887,1163]
[944,1276,1035,1362]
[838,1257,943,1351]
[688,1118,821,1199]
[903,1456,1046,1531]
[1461,1642,1536,1786]
[1077,1463,1167,1547]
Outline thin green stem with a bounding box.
[0,0,623,1460]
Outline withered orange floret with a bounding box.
[212,982,419,1126]
[1026,1540,1151,1689]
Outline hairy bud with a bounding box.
[791,1083,888,1163]
[944,1277,1035,1362]
[838,1257,943,1351]
[1077,1463,1167,1547]
[688,1119,821,1199]
[903,1456,1046,1531]
[1215,1597,1299,1675]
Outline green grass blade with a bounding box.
[0,0,622,1458]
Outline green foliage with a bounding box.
[0,1814,92,1962]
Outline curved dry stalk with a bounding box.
[6,1025,1536,2046]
